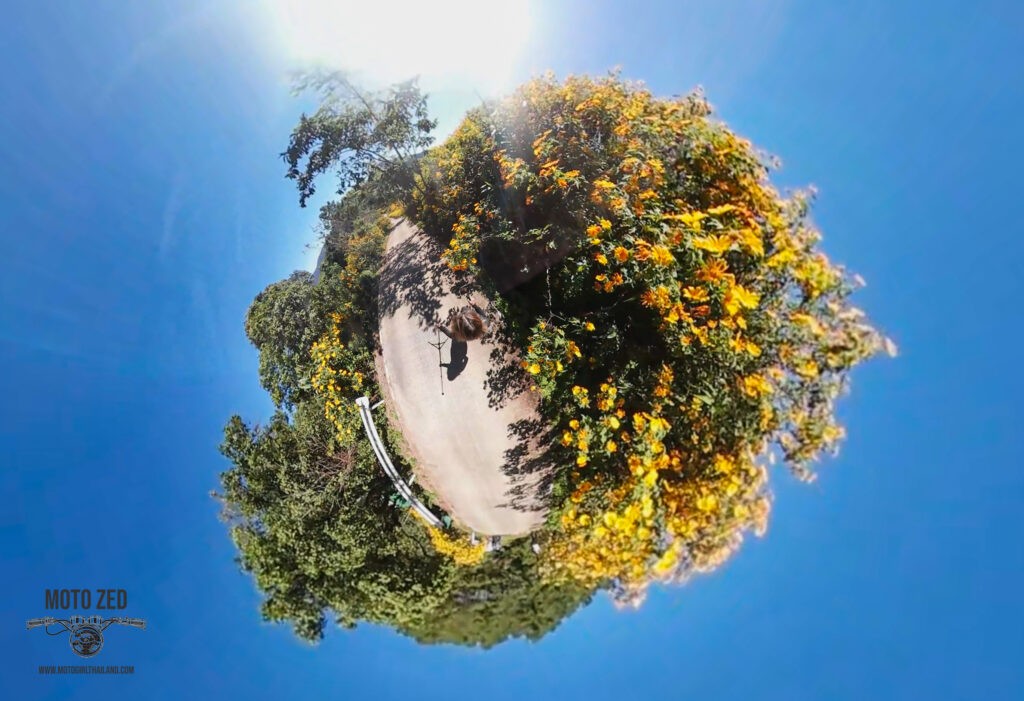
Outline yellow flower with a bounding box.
[791,312,825,336]
[599,218,612,231]
[645,416,667,435]
[692,234,732,254]
[796,359,819,378]
[632,413,647,432]
[822,424,845,443]
[680,211,707,228]
[585,321,596,332]
[723,285,759,316]
[613,246,630,262]
[714,454,735,474]
[707,204,737,216]
[737,228,765,256]
[577,455,589,467]
[733,285,759,309]
[587,224,602,237]
[649,245,675,266]
[696,494,718,512]
[528,363,541,374]
[653,547,679,576]
[606,440,617,453]
[594,252,609,265]
[741,374,773,397]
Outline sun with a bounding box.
[258,0,534,92]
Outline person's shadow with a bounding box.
[442,340,469,381]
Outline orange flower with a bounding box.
[650,245,675,266]
[682,286,709,302]
[697,258,731,284]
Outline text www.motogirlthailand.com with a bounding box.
[38,665,134,675]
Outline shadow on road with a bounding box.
[482,335,533,411]
[443,340,469,381]
[377,221,474,329]
[497,417,556,514]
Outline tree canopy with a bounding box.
[243,266,348,408]
[284,71,436,208]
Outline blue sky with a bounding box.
[2,1,1022,698]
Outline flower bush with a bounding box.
[409,73,893,603]
[310,313,373,442]
[426,524,487,566]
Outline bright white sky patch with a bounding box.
[257,0,534,94]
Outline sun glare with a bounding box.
[259,0,534,92]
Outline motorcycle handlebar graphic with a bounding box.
[27,614,145,658]
[26,616,145,631]
[108,617,146,630]
[26,617,57,630]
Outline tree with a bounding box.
[405,540,593,647]
[284,71,436,208]
[243,267,348,409]
[217,400,455,642]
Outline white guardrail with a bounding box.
[355,396,443,528]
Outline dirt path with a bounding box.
[375,219,552,536]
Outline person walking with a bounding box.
[436,302,492,342]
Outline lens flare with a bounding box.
[259,0,533,92]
